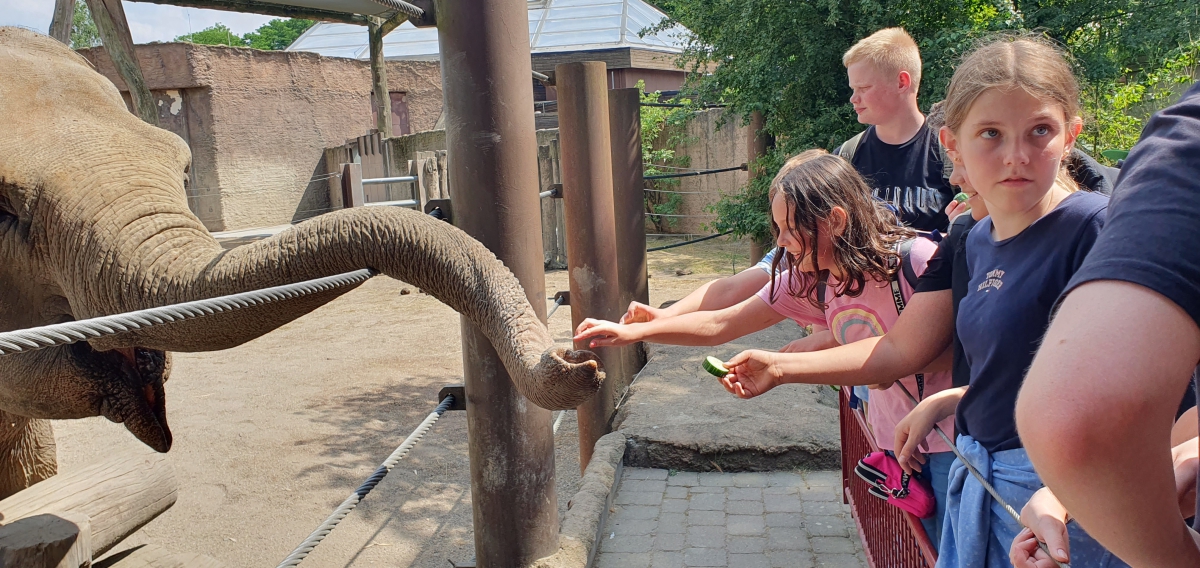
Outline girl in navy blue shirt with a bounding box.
[889,37,1125,567]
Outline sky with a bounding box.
[3,0,279,43]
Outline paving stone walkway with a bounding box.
[595,468,868,568]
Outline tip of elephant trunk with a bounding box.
[524,348,605,411]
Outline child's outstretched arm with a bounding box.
[575,295,787,348]
[721,289,954,396]
[622,268,772,324]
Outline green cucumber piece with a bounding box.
[703,356,729,378]
[954,192,970,203]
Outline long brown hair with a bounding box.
[943,34,1082,191]
[768,149,914,309]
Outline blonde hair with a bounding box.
[943,35,1082,191]
[843,28,923,92]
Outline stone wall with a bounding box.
[650,108,749,235]
[79,43,442,231]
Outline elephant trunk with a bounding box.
[62,206,601,411]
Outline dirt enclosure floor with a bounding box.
[53,236,757,567]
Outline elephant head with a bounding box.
[0,28,602,469]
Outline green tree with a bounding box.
[70,1,101,49]
[651,0,1200,239]
[175,23,248,47]
[243,18,316,50]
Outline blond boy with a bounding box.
[836,28,954,232]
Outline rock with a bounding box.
[616,321,841,472]
[400,288,412,295]
[674,268,694,276]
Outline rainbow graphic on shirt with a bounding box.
[828,305,888,344]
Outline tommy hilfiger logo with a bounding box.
[978,269,1005,292]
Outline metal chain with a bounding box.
[366,0,425,19]
[0,270,376,357]
[277,394,456,568]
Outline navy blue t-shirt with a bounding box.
[956,191,1108,453]
[843,124,955,232]
[1061,81,1200,526]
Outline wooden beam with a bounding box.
[84,0,158,125]
[368,19,392,136]
[49,0,77,45]
[0,512,91,568]
[124,0,369,25]
[0,452,177,558]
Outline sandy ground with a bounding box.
[51,236,756,567]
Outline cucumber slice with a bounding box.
[954,192,970,203]
[703,356,729,378]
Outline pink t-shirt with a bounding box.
[755,238,955,453]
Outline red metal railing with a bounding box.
[839,388,938,567]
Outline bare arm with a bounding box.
[576,295,787,348]
[770,289,954,386]
[658,268,772,317]
[1017,281,1200,566]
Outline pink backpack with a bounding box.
[854,452,936,519]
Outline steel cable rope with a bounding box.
[895,383,1070,568]
[366,0,424,19]
[276,394,456,568]
[0,270,376,357]
[646,231,733,252]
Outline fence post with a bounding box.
[747,110,770,261]
[340,163,364,208]
[609,87,649,381]
[557,61,624,473]
[434,0,560,564]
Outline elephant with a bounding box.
[0,27,602,499]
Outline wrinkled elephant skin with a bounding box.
[0,27,602,498]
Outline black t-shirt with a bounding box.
[958,191,1108,453]
[915,214,977,388]
[846,124,955,232]
[915,149,1116,389]
[1062,81,1200,526]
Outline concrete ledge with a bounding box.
[616,322,842,472]
[533,432,626,568]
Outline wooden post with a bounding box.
[0,512,90,568]
[0,452,176,558]
[49,0,76,45]
[747,111,770,261]
[83,0,157,125]
[340,163,364,208]
[368,19,393,137]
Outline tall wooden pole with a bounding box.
[83,0,157,125]
[557,62,623,473]
[435,0,559,563]
[49,0,76,45]
[747,110,769,261]
[367,19,393,136]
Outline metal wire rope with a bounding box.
[276,394,456,568]
[895,383,1069,568]
[366,0,425,19]
[0,270,376,357]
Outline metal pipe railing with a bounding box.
[363,199,419,207]
[362,176,418,185]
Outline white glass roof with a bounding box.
[285,0,689,60]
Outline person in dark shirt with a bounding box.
[837,27,956,232]
[1016,81,1200,566]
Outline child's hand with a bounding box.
[1174,437,1198,518]
[893,402,937,475]
[1010,488,1071,568]
[720,350,780,399]
[945,196,971,223]
[620,301,663,324]
[573,318,638,348]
